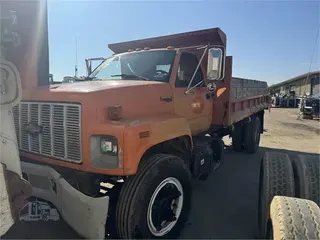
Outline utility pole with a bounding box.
[74,37,78,79]
[303,26,319,96]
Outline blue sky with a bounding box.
[47,0,319,85]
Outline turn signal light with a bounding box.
[108,105,122,121]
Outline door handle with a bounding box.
[160,96,173,102]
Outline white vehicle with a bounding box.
[19,199,59,222]
[0,7,32,235]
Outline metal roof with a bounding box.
[269,70,320,88]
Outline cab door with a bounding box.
[171,51,213,135]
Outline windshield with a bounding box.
[90,50,176,82]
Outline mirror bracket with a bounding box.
[184,47,208,93]
[184,81,204,95]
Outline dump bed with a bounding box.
[210,54,269,128]
[229,77,268,124]
[109,28,226,53]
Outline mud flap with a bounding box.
[21,162,109,239]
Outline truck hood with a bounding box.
[47,80,163,93]
[22,80,174,121]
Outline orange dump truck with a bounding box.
[7,2,268,238]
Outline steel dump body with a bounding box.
[209,58,268,130]
[228,77,268,125]
[108,28,227,53]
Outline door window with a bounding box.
[175,52,204,88]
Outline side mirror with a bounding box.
[207,48,225,81]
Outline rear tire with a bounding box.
[115,154,192,239]
[231,124,243,152]
[258,152,295,239]
[292,154,320,205]
[211,137,224,170]
[244,116,261,153]
[270,196,320,240]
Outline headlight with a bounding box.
[91,135,119,169]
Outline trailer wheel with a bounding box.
[258,152,295,238]
[115,154,192,239]
[231,124,243,152]
[270,196,320,240]
[244,116,261,153]
[292,154,320,205]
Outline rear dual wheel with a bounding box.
[115,154,192,239]
[231,123,243,152]
[243,116,261,153]
[232,115,261,153]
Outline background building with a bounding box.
[269,70,320,97]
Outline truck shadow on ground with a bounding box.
[180,145,319,239]
[3,147,319,240]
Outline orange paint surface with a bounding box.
[20,76,194,175]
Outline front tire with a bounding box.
[115,154,192,239]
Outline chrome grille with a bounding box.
[12,102,82,163]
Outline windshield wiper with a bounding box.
[110,74,149,81]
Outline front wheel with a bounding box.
[115,154,192,239]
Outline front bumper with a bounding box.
[21,162,109,239]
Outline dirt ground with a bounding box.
[3,108,320,239]
[260,108,319,154]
